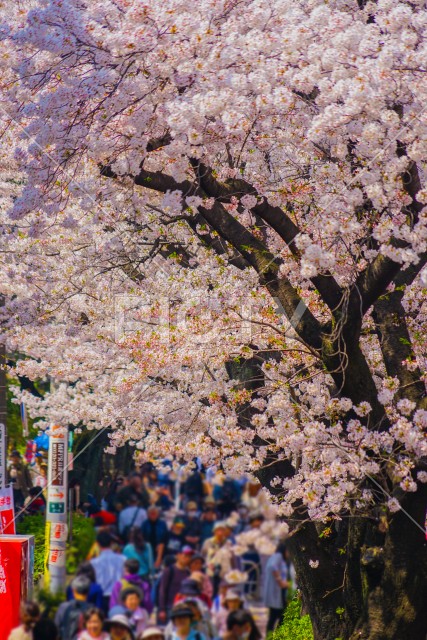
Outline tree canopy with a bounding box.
[1,1,426,637]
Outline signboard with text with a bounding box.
[0,487,15,535]
[47,425,67,520]
[0,535,34,640]
[46,425,68,593]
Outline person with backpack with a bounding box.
[55,576,92,640]
[123,529,154,581]
[119,494,147,543]
[66,562,104,609]
[109,558,152,612]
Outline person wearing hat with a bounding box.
[168,605,206,640]
[109,586,149,635]
[138,628,165,640]
[182,502,203,549]
[165,517,186,560]
[200,501,217,544]
[157,546,193,624]
[105,614,134,640]
[211,591,243,638]
[182,598,218,640]
[202,523,236,595]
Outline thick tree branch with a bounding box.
[351,160,424,316]
[372,256,427,408]
[101,163,324,350]
[192,160,343,312]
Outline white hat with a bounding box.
[140,628,165,639]
[105,614,133,632]
[225,590,243,601]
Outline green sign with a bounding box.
[49,502,65,514]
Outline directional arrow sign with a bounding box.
[50,491,64,500]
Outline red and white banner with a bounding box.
[0,535,34,640]
[0,487,15,535]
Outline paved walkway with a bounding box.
[249,600,268,637]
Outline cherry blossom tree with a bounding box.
[1,0,427,638]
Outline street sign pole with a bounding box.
[46,424,68,594]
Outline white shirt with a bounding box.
[118,505,147,535]
[90,549,125,596]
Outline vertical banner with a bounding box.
[0,423,6,489]
[0,486,15,535]
[46,424,68,594]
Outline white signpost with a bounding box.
[0,423,6,490]
[46,424,68,594]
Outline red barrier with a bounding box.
[0,535,34,640]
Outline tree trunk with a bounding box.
[284,487,427,640]
[349,486,427,640]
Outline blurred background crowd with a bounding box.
[8,458,295,640]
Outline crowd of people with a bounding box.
[8,461,294,640]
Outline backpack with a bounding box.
[121,507,143,543]
[60,600,90,640]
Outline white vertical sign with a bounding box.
[0,423,6,490]
[47,424,68,593]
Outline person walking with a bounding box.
[157,547,193,624]
[223,610,261,640]
[105,615,134,640]
[90,532,126,614]
[8,450,32,509]
[7,602,40,640]
[263,541,290,633]
[141,506,168,569]
[109,558,152,613]
[119,494,147,542]
[67,562,104,609]
[77,608,109,640]
[168,605,206,640]
[109,587,149,636]
[55,576,92,640]
[123,529,154,581]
